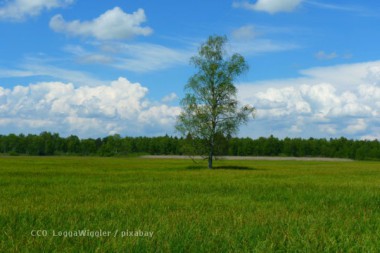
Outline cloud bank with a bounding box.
[2,60,380,140]
[0,78,180,137]
[238,61,380,140]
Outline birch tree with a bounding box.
[176,35,255,168]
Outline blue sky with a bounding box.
[1,0,380,139]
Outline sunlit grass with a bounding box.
[1,157,379,252]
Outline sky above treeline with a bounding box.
[1,0,380,139]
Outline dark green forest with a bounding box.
[1,132,380,160]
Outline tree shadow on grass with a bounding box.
[186,165,263,171]
[214,165,262,171]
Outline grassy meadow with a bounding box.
[1,156,380,252]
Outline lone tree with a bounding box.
[176,35,255,169]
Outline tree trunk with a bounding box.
[208,143,214,169]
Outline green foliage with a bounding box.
[1,132,380,160]
[1,157,380,252]
[176,35,255,168]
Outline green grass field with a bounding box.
[1,157,379,252]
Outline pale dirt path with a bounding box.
[140,155,353,162]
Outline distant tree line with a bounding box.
[0,132,380,160]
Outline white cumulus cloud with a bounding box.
[0,0,73,21]
[0,77,180,137]
[50,7,153,40]
[344,119,367,134]
[237,61,380,139]
[161,92,178,103]
[233,0,303,14]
